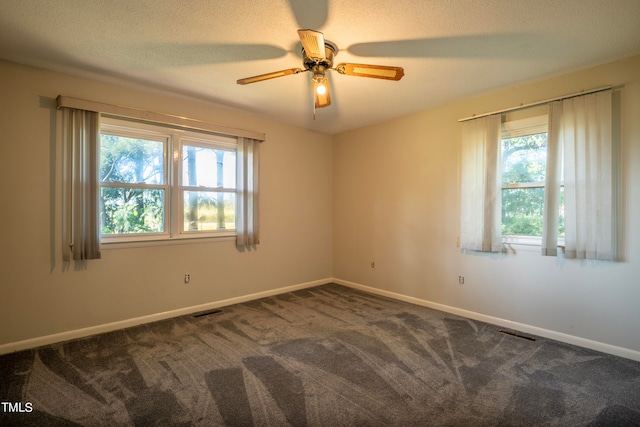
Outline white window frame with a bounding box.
[99,116,238,244]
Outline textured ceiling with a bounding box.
[1,0,640,135]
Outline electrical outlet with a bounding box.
[371,261,375,268]
[458,276,464,285]
[184,273,190,284]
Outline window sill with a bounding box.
[502,235,541,246]
[502,235,566,253]
[100,233,236,250]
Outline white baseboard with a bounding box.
[4,277,639,362]
[333,278,640,362]
[0,278,332,355]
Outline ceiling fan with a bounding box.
[237,29,405,111]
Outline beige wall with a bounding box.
[0,60,333,347]
[333,55,640,355]
[2,55,639,358]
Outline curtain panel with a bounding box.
[61,108,102,261]
[460,114,502,253]
[236,137,261,248]
[541,103,564,256]
[544,90,614,260]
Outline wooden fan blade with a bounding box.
[335,63,404,81]
[313,78,331,108]
[298,29,325,60]
[237,68,303,85]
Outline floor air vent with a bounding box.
[498,329,537,342]
[193,309,222,318]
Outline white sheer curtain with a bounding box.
[61,108,101,261]
[460,114,502,252]
[541,103,563,256]
[543,90,614,260]
[236,137,261,248]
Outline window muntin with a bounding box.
[99,118,237,242]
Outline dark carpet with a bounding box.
[1,284,639,426]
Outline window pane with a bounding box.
[183,191,236,231]
[501,133,547,184]
[100,187,165,234]
[502,187,544,236]
[100,134,165,184]
[182,146,236,188]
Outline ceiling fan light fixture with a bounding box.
[313,78,331,108]
[316,80,327,95]
[236,29,403,115]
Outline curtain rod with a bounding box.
[56,95,265,141]
[457,85,612,122]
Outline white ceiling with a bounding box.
[1,0,640,135]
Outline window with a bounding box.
[501,132,546,237]
[180,136,237,232]
[460,90,613,259]
[59,96,262,258]
[499,114,563,245]
[500,115,564,244]
[99,118,237,242]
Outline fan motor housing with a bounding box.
[302,40,338,70]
